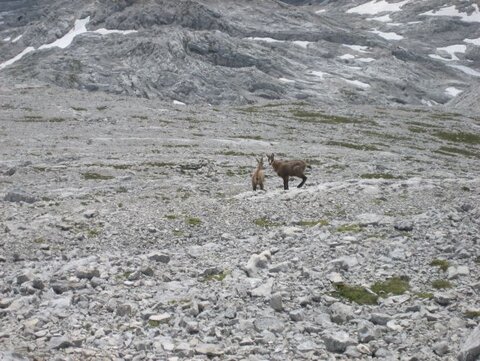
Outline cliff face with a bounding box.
[0,0,479,110]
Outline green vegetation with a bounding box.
[71,106,87,111]
[431,279,452,289]
[435,146,479,158]
[97,105,107,111]
[298,219,329,227]
[430,259,450,272]
[290,109,358,124]
[254,217,282,228]
[371,276,410,296]
[464,310,480,319]
[165,214,178,220]
[186,217,201,226]
[434,131,480,145]
[132,115,148,120]
[202,270,229,282]
[233,135,265,141]
[217,150,256,157]
[148,320,161,327]
[415,292,434,299]
[360,173,399,180]
[116,186,128,193]
[82,172,114,180]
[143,161,175,167]
[327,141,379,151]
[336,224,363,233]
[332,283,378,305]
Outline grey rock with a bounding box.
[149,313,171,324]
[433,341,449,356]
[245,250,271,277]
[116,303,133,317]
[330,256,359,271]
[323,331,356,353]
[289,309,305,322]
[4,190,38,203]
[148,252,170,264]
[458,324,480,361]
[250,278,274,298]
[49,336,72,350]
[370,313,392,326]
[270,293,283,312]
[76,267,100,280]
[195,343,224,356]
[434,292,456,306]
[329,302,353,324]
[394,220,413,231]
[254,317,285,334]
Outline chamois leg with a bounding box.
[260,182,264,191]
[297,175,307,188]
[253,183,257,191]
[283,176,289,190]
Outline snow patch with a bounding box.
[369,29,403,40]
[429,54,454,62]
[421,99,435,107]
[343,44,369,53]
[444,87,462,97]
[368,14,392,22]
[448,64,480,77]
[279,78,295,83]
[246,37,283,43]
[11,34,23,43]
[173,100,186,106]
[308,71,327,79]
[0,47,35,70]
[347,0,410,15]
[436,44,466,60]
[3,36,11,42]
[421,4,480,23]
[315,9,326,14]
[339,54,356,60]
[293,41,311,48]
[464,37,480,46]
[343,79,371,89]
[92,28,137,36]
[358,57,376,62]
[39,17,90,50]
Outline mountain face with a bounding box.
[1,0,479,109]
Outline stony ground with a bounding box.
[0,83,479,360]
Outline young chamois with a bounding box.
[267,153,311,190]
[251,157,265,191]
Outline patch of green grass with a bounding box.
[143,161,175,167]
[116,186,128,193]
[360,173,399,180]
[202,270,229,282]
[163,144,194,148]
[327,141,379,151]
[464,310,480,319]
[431,279,452,289]
[34,237,46,244]
[132,115,148,120]
[408,126,428,134]
[298,219,329,227]
[233,135,265,141]
[112,164,132,170]
[217,150,256,157]
[97,105,108,111]
[290,109,357,124]
[82,172,114,180]
[332,283,378,305]
[172,230,184,237]
[87,228,101,238]
[186,217,201,226]
[435,146,479,158]
[148,320,160,327]
[371,276,410,296]
[461,186,471,192]
[336,224,363,233]
[475,256,480,264]
[165,214,178,220]
[434,131,480,145]
[254,217,282,228]
[71,107,87,111]
[430,259,450,272]
[415,292,434,299]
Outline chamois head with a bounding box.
[267,153,275,165]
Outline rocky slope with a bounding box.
[0,80,479,360]
[0,0,479,110]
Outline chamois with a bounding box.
[251,157,265,191]
[267,153,310,190]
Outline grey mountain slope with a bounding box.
[0,0,479,109]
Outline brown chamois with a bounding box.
[251,157,265,191]
[267,153,311,190]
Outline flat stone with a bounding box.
[195,343,224,356]
[149,313,171,324]
[4,190,38,203]
[148,252,170,264]
[250,278,274,297]
[458,324,480,361]
[323,331,356,353]
[49,336,72,350]
[289,309,305,322]
[254,316,285,334]
[329,302,353,324]
[270,293,283,312]
[76,267,100,280]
